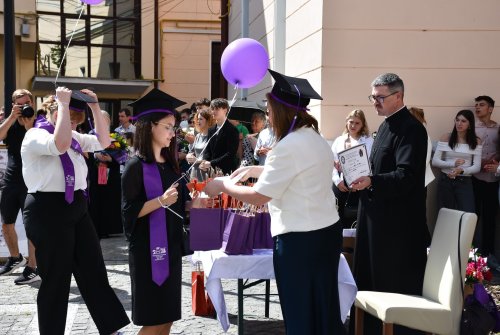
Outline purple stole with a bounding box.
[142,161,170,286]
[34,116,83,203]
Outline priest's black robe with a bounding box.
[353,107,431,334]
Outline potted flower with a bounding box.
[464,248,493,297]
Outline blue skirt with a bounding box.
[273,222,345,335]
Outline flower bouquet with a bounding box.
[103,132,130,164]
[466,249,493,285]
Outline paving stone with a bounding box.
[0,235,285,334]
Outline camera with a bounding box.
[21,104,35,118]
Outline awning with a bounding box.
[31,76,153,99]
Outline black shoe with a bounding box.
[0,254,27,276]
[14,266,41,285]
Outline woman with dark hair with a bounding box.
[432,109,482,212]
[121,88,186,335]
[205,70,344,334]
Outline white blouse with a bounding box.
[431,141,482,176]
[331,134,374,186]
[254,127,339,236]
[21,128,104,193]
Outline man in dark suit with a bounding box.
[350,73,431,335]
[199,98,239,175]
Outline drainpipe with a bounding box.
[274,1,285,73]
[220,0,229,99]
[4,0,15,116]
[154,0,159,88]
[240,0,248,100]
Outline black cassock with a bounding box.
[121,156,185,326]
[353,107,431,335]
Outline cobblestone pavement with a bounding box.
[0,235,285,335]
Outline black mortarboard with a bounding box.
[69,90,97,112]
[128,88,186,120]
[268,69,323,109]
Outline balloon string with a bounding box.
[173,84,240,185]
[54,5,85,88]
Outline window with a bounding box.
[37,0,141,79]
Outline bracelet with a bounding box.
[157,196,168,208]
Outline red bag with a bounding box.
[97,163,108,185]
[191,263,215,317]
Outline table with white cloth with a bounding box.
[192,249,357,334]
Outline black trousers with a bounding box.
[24,191,129,335]
[472,177,499,255]
[273,222,345,335]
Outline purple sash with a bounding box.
[34,116,83,203]
[142,161,169,286]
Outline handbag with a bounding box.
[181,224,193,256]
[221,210,253,255]
[343,191,358,220]
[190,207,224,251]
[191,262,215,317]
[457,214,498,334]
[252,211,273,249]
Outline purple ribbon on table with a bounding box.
[142,161,169,286]
[34,116,83,203]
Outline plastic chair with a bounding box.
[354,208,477,335]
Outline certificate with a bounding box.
[337,143,371,186]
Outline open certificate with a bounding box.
[337,143,371,186]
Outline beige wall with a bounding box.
[230,0,500,244]
[231,0,500,142]
[156,0,221,105]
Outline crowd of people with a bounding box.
[0,70,499,335]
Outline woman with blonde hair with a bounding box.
[409,107,435,187]
[331,109,373,228]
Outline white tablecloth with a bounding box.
[192,249,357,332]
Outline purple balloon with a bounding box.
[82,0,104,5]
[221,38,269,88]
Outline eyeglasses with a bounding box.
[155,122,177,133]
[368,91,398,104]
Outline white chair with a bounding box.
[354,208,477,335]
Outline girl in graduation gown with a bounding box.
[121,88,186,335]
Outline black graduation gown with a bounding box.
[121,156,185,326]
[353,107,431,334]
[88,154,123,236]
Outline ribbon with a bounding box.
[34,116,83,203]
[142,161,169,286]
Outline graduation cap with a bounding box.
[69,90,97,112]
[129,88,186,120]
[268,69,322,110]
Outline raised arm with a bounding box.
[53,87,73,153]
[82,89,111,149]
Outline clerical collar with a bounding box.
[385,105,406,119]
